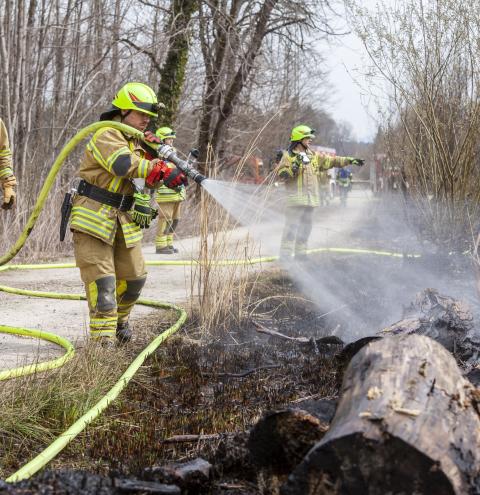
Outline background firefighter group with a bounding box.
[0,85,364,345]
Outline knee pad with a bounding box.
[88,275,116,312]
[117,276,147,302]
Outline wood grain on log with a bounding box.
[282,335,480,495]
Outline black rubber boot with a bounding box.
[116,321,132,343]
[156,246,173,254]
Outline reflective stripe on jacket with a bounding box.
[277,148,351,207]
[71,125,158,247]
[0,119,14,180]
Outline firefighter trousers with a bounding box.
[280,206,314,257]
[73,226,146,340]
[155,201,182,249]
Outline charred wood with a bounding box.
[336,289,480,368]
[248,399,336,475]
[282,334,480,495]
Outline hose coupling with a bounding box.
[157,145,206,184]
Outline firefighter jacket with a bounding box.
[154,150,186,203]
[71,126,158,248]
[337,169,352,187]
[0,119,14,180]
[276,147,351,207]
[318,170,329,187]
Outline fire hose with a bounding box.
[0,121,421,483]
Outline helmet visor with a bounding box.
[133,101,159,115]
[303,128,316,138]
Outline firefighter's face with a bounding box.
[301,137,312,147]
[122,110,151,131]
[164,137,174,146]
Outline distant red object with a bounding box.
[310,145,337,157]
[222,154,266,184]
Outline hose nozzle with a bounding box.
[157,145,206,184]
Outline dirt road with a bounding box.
[0,189,373,371]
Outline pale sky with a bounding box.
[320,1,385,143]
[323,32,378,143]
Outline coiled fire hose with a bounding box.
[0,121,421,483]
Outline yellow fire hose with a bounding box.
[0,121,422,483]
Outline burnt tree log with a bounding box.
[336,289,480,369]
[282,335,480,495]
[380,289,479,362]
[248,399,336,475]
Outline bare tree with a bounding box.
[196,0,334,166]
[349,0,480,244]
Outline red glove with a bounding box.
[146,160,169,187]
[144,130,161,144]
[163,167,187,189]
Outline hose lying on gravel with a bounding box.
[0,121,423,483]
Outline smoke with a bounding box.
[201,179,478,343]
[284,193,478,342]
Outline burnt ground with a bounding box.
[3,253,479,494]
[1,270,343,495]
[2,195,480,494]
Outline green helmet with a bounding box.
[291,125,316,142]
[111,82,159,117]
[156,126,176,141]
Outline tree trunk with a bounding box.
[210,0,278,154]
[156,0,198,127]
[282,334,480,495]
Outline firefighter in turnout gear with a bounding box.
[0,118,17,210]
[276,125,364,259]
[337,167,353,207]
[71,82,186,343]
[154,127,186,254]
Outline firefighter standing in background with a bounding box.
[336,166,353,207]
[154,127,186,254]
[327,167,337,199]
[318,169,330,206]
[276,125,364,260]
[70,82,186,343]
[0,119,17,209]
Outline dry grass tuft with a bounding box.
[0,341,135,477]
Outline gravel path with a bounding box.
[0,190,372,370]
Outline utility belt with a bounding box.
[77,180,134,211]
[59,180,157,241]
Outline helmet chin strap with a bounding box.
[121,110,132,121]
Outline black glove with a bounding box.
[349,158,365,166]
